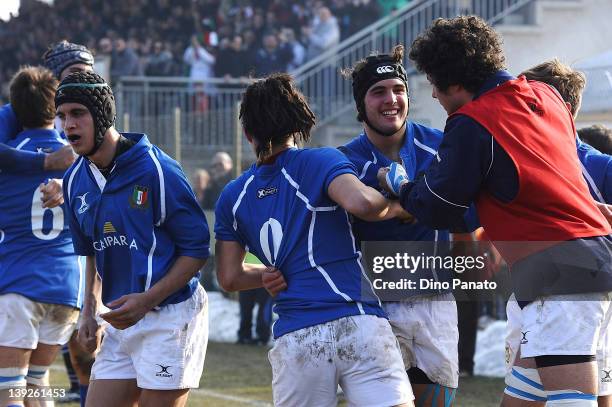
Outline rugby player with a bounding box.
[339,44,477,406]
[0,66,81,407]
[0,41,93,177]
[58,72,210,407]
[215,73,414,407]
[503,59,612,406]
[381,16,612,407]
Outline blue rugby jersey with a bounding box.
[577,138,612,203]
[215,147,386,338]
[0,128,81,307]
[0,103,47,173]
[0,104,21,144]
[341,122,480,296]
[62,133,210,307]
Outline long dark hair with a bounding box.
[239,73,316,162]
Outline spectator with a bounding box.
[145,41,174,76]
[215,35,248,79]
[254,31,293,76]
[280,27,305,72]
[304,6,340,60]
[110,37,142,82]
[193,168,211,208]
[184,34,216,84]
[203,151,234,209]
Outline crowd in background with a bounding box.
[0,0,412,102]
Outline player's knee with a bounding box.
[0,366,28,389]
[504,366,547,402]
[25,364,50,386]
[546,390,597,406]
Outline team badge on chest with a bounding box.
[129,185,150,210]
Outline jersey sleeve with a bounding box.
[399,115,491,230]
[316,148,359,192]
[0,104,21,144]
[62,171,94,256]
[159,159,210,259]
[214,183,245,245]
[0,144,46,173]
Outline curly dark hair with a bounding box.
[578,125,612,155]
[520,59,586,117]
[239,73,316,162]
[409,16,506,93]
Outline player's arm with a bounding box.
[78,256,103,353]
[101,255,206,330]
[328,172,411,222]
[0,143,75,173]
[215,240,285,293]
[389,116,490,230]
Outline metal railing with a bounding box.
[115,76,253,166]
[115,0,538,164]
[295,0,535,126]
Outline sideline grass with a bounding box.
[51,341,503,406]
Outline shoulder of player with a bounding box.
[217,166,255,202]
[298,146,349,164]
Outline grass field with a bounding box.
[51,341,504,406]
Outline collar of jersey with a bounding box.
[112,132,151,168]
[17,128,61,140]
[360,123,416,177]
[255,147,297,177]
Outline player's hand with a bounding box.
[77,314,101,353]
[377,162,409,197]
[101,293,153,330]
[262,267,287,297]
[595,201,612,227]
[389,201,415,223]
[44,145,76,171]
[40,179,64,208]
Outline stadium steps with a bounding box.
[307,0,611,143]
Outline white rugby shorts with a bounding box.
[268,314,414,407]
[384,292,459,388]
[0,293,79,349]
[90,284,208,390]
[505,292,612,395]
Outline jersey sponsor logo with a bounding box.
[129,185,150,210]
[520,331,529,344]
[36,147,54,153]
[376,65,394,74]
[76,192,90,214]
[103,222,117,234]
[155,364,173,378]
[93,223,138,252]
[257,187,278,199]
[602,369,612,383]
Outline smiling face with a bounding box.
[363,78,408,137]
[56,102,95,156]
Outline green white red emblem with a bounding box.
[130,185,149,209]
